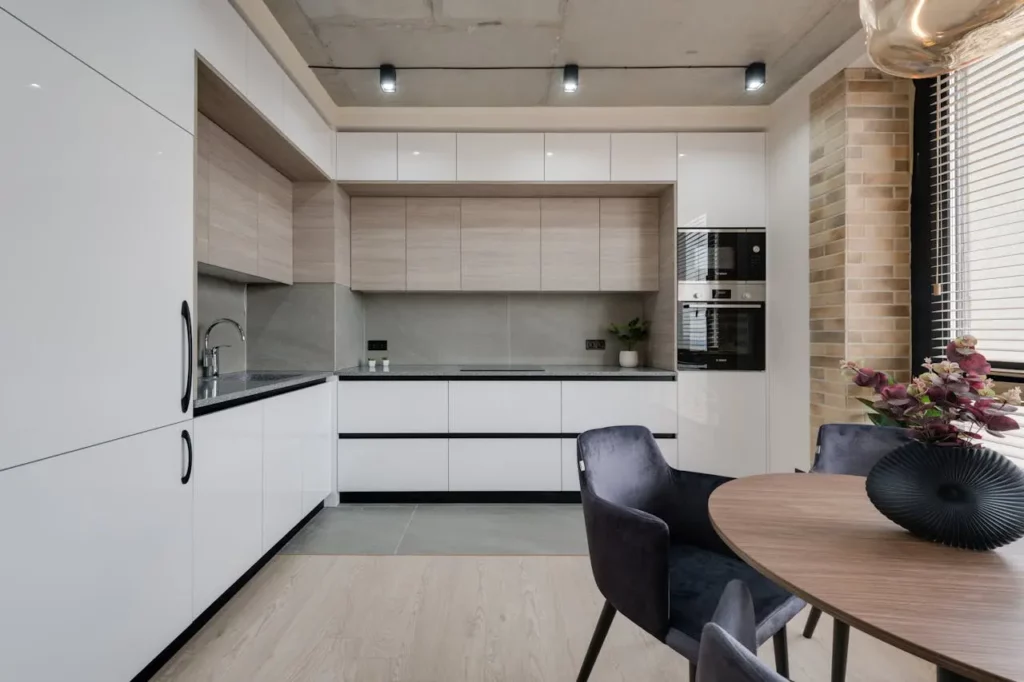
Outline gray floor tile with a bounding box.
[395,503,588,556]
[280,505,415,555]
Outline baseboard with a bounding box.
[131,501,324,682]
[337,491,582,504]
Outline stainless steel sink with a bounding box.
[236,371,305,382]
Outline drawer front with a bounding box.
[337,439,448,492]
[448,439,561,491]
[561,381,677,434]
[337,382,448,433]
[448,381,561,433]
[561,436,677,491]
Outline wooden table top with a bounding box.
[708,474,1024,682]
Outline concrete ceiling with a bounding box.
[265,0,863,107]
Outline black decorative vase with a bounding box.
[866,441,1024,551]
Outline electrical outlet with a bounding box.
[586,339,606,351]
[367,340,387,351]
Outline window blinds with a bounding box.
[932,42,1024,372]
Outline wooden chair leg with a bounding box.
[773,627,790,679]
[576,601,616,682]
[689,661,697,681]
[831,620,850,682]
[803,606,822,638]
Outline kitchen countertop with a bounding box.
[335,364,677,380]
[195,370,335,415]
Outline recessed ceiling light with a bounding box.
[379,64,397,94]
[745,62,766,92]
[563,64,579,94]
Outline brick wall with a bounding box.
[809,68,913,452]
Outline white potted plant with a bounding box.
[608,318,649,368]
[367,358,377,370]
[382,356,390,370]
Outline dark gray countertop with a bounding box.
[335,364,677,380]
[195,370,335,414]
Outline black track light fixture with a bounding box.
[563,64,579,93]
[745,62,766,92]
[379,63,397,93]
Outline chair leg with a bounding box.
[576,600,616,682]
[773,627,790,679]
[803,606,822,638]
[689,661,697,681]
[831,620,850,682]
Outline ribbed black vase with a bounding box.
[866,441,1024,551]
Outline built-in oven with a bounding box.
[678,283,765,371]
[677,229,765,283]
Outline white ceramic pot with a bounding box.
[619,350,639,368]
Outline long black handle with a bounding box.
[181,429,193,484]
[181,300,192,413]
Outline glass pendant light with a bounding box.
[860,0,1024,78]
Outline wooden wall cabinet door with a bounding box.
[351,197,407,291]
[206,115,260,277]
[460,198,541,291]
[540,198,599,291]
[599,197,659,291]
[257,164,293,284]
[406,198,461,291]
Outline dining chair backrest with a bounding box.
[812,423,914,476]
[577,425,676,518]
[696,580,787,682]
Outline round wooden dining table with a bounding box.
[708,473,1024,682]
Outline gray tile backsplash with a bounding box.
[335,284,365,370]
[247,283,336,371]
[363,293,646,365]
[197,274,246,374]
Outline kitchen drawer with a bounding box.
[449,439,561,491]
[561,437,677,491]
[448,381,560,433]
[337,381,448,433]
[561,381,677,434]
[337,439,448,492]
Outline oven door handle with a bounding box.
[682,303,763,309]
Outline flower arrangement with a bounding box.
[842,335,1022,444]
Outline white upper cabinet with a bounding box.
[244,30,284,131]
[0,13,193,470]
[677,132,766,228]
[0,0,199,133]
[398,133,457,181]
[337,132,398,181]
[196,0,247,96]
[544,133,611,181]
[283,77,332,177]
[457,133,545,181]
[610,133,677,181]
[0,424,193,682]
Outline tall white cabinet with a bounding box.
[676,133,766,228]
[0,424,194,682]
[0,10,193,472]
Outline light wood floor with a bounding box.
[154,555,934,682]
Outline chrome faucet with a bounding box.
[202,318,245,378]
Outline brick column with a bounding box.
[809,68,913,451]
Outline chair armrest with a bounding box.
[710,579,757,653]
[582,489,671,638]
[664,468,739,558]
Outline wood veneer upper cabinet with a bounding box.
[599,198,659,291]
[206,115,260,277]
[460,198,541,291]
[351,197,407,291]
[540,198,599,291]
[257,164,293,284]
[406,198,461,291]
[195,117,211,263]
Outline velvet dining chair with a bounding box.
[696,580,788,682]
[801,423,914,682]
[574,425,804,682]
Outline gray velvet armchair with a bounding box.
[696,580,788,682]
[574,425,804,682]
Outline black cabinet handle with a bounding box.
[181,300,193,413]
[181,429,193,484]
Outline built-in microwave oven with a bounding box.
[677,229,765,283]
[677,283,766,371]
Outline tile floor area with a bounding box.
[281,503,589,556]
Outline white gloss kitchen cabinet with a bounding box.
[611,133,677,181]
[676,133,766,228]
[336,132,399,181]
[0,424,194,682]
[544,133,611,181]
[676,371,768,478]
[399,132,457,181]
[0,11,193,471]
[457,133,545,181]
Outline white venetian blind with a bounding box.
[932,42,1024,370]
